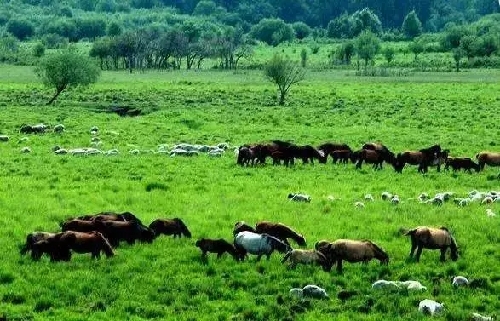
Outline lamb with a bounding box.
[53,124,65,133]
[452,276,469,287]
[398,280,427,291]
[371,280,400,290]
[418,299,444,316]
[0,135,9,141]
[288,193,311,203]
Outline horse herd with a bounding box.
[236,140,500,174]
[19,213,459,274]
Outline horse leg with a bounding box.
[439,248,446,262]
[217,251,223,259]
[409,240,417,258]
[415,245,423,262]
[336,259,343,274]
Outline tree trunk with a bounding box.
[455,60,459,72]
[46,86,65,105]
[279,91,286,106]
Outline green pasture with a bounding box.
[0,65,499,321]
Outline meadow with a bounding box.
[0,65,499,321]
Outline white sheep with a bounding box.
[217,143,229,150]
[418,299,444,316]
[129,149,140,155]
[371,280,400,290]
[53,124,65,133]
[54,148,68,155]
[391,195,400,205]
[0,135,9,142]
[21,147,32,153]
[302,285,329,299]
[105,149,119,156]
[288,193,311,203]
[91,137,101,142]
[398,281,427,291]
[471,312,494,321]
[481,197,493,205]
[208,150,223,157]
[486,209,496,217]
[452,276,469,287]
[90,126,99,134]
[32,123,48,133]
[381,192,392,201]
[364,194,374,202]
[289,288,303,299]
[354,201,365,208]
[418,193,429,202]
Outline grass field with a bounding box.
[0,65,499,321]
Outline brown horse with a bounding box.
[315,239,389,274]
[288,145,327,164]
[318,143,352,162]
[30,237,72,262]
[405,226,458,262]
[57,231,115,259]
[255,221,306,246]
[237,146,256,166]
[148,218,191,238]
[476,152,500,171]
[394,151,426,173]
[233,221,256,236]
[444,157,480,173]
[281,249,332,271]
[61,219,98,232]
[195,238,241,260]
[354,149,393,170]
[330,150,352,164]
[95,220,155,247]
[20,232,56,256]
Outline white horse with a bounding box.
[234,231,290,261]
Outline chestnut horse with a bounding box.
[255,221,306,246]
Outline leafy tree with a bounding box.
[250,18,294,46]
[107,21,122,37]
[35,48,100,105]
[300,48,307,67]
[193,0,217,15]
[473,35,499,57]
[264,53,305,106]
[32,42,45,58]
[336,41,355,64]
[382,46,395,64]
[355,30,381,70]
[75,18,107,40]
[6,19,35,41]
[408,39,424,60]
[96,0,117,12]
[327,13,351,38]
[459,35,477,59]
[350,8,383,36]
[441,25,470,50]
[402,10,423,39]
[292,22,312,40]
[452,47,464,72]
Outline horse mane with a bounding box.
[277,223,304,243]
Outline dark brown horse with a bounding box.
[405,226,458,262]
[195,238,241,260]
[354,149,393,170]
[20,232,56,256]
[287,145,327,164]
[444,157,480,173]
[148,218,192,238]
[330,150,353,164]
[476,151,500,171]
[237,146,256,166]
[255,221,306,246]
[318,143,352,163]
[57,231,115,259]
[30,237,72,262]
[61,219,98,232]
[315,239,389,274]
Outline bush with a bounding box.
[32,42,45,58]
[250,18,294,46]
[292,22,312,40]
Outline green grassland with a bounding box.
[0,65,499,321]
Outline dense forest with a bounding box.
[0,0,499,71]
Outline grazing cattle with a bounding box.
[255,221,306,246]
[234,231,290,261]
[56,231,114,259]
[148,218,191,238]
[330,150,352,164]
[31,238,72,262]
[20,232,56,256]
[195,238,241,260]
[281,249,332,271]
[233,221,256,236]
[95,220,155,247]
[315,239,389,274]
[405,226,458,262]
[476,152,500,171]
[444,157,480,173]
[61,219,98,232]
[418,299,444,316]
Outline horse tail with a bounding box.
[97,232,115,257]
[281,250,292,263]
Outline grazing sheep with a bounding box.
[217,143,229,150]
[427,195,444,206]
[364,194,374,201]
[354,201,365,208]
[21,147,31,153]
[91,137,101,142]
[371,280,400,290]
[69,148,101,156]
[288,193,311,203]
[289,288,304,299]
[302,285,329,299]
[90,126,99,135]
[170,148,198,157]
[381,192,392,201]
[452,276,469,286]
[418,299,444,316]
[418,193,429,202]
[391,195,400,205]
[32,123,48,133]
[471,312,494,321]
[18,137,29,143]
[208,150,223,157]
[53,124,65,133]
[129,149,140,155]
[399,280,427,291]
[105,149,119,156]
[486,209,496,217]
[0,135,9,141]
[54,148,68,155]
[481,197,493,205]
[453,198,471,207]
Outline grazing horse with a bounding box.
[61,219,98,232]
[237,146,256,166]
[233,221,256,236]
[234,231,291,261]
[315,239,389,274]
[195,238,241,260]
[148,218,191,238]
[405,226,458,262]
[418,145,442,173]
[56,231,115,259]
[330,150,352,164]
[92,211,143,224]
[317,143,352,162]
[271,151,293,166]
[288,145,327,164]
[255,221,306,246]
[281,249,332,271]
[395,151,427,173]
[354,149,394,170]
[476,152,500,171]
[444,157,480,173]
[20,232,56,256]
[94,220,155,247]
[30,237,72,262]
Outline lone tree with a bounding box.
[355,30,380,71]
[36,48,100,105]
[402,10,423,39]
[264,53,305,106]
